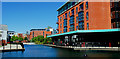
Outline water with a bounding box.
[1,45,120,58]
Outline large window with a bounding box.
[86,12,89,20]
[76,17,78,23]
[60,24,62,29]
[76,7,78,14]
[80,3,83,11]
[86,2,88,10]
[78,11,84,21]
[60,17,62,22]
[64,27,67,33]
[70,16,74,24]
[65,13,67,19]
[70,25,74,31]
[79,22,84,30]
[69,11,70,17]
[87,23,89,30]
[71,9,74,15]
[64,19,67,26]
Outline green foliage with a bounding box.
[18,37,23,41]
[24,37,28,40]
[31,35,52,44]
[10,35,15,41]
[10,35,24,41]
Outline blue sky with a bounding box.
[2,2,64,33]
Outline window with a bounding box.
[60,24,62,29]
[76,7,78,14]
[64,27,67,33]
[64,19,67,26]
[60,31,62,33]
[69,11,70,17]
[76,26,78,30]
[70,25,74,31]
[86,2,88,10]
[70,16,74,24]
[71,9,74,15]
[65,13,67,18]
[86,12,89,20]
[43,32,44,36]
[76,17,78,23]
[33,32,34,38]
[115,12,119,18]
[79,22,84,30]
[78,11,84,21]
[60,17,62,22]
[87,23,89,30]
[80,3,83,11]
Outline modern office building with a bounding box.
[56,0,120,34]
[29,27,56,40]
[48,0,120,47]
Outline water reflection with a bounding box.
[2,45,120,58]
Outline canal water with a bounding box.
[1,45,120,58]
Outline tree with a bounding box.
[18,37,23,41]
[37,35,44,42]
[24,37,28,40]
[10,35,16,41]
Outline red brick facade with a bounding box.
[29,30,52,40]
[57,1,120,34]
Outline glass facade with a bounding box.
[87,23,89,30]
[70,25,74,31]
[64,19,67,26]
[80,3,83,11]
[79,22,84,30]
[78,11,84,21]
[64,27,67,32]
[71,9,74,15]
[76,17,78,23]
[70,16,74,24]
[65,13,67,19]
[86,2,88,10]
[76,7,78,14]
[58,2,77,15]
[86,12,88,20]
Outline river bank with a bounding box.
[43,44,120,51]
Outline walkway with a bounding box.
[43,44,120,51]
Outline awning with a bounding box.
[47,28,120,38]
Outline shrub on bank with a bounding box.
[31,35,52,44]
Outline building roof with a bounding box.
[47,28,120,37]
[30,29,46,31]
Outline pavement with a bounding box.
[23,42,36,45]
[43,44,120,51]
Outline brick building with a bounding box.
[29,27,56,40]
[48,0,120,47]
[56,0,120,34]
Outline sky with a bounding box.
[2,2,65,33]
